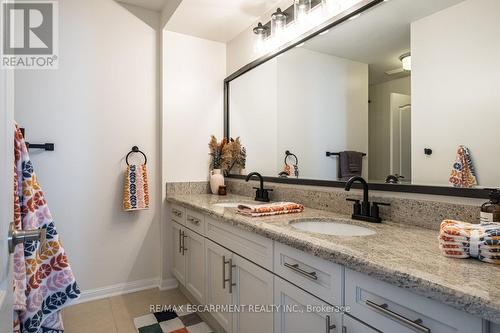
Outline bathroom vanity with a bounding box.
[167,194,499,333]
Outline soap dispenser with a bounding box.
[480,189,500,223]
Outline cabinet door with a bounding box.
[343,316,379,333]
[205,240,233,332]
[172,222,186,285]
[184,229,205,303]
[274,276,341,333]
[232,254,274,333]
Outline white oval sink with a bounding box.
[291,220,376,236]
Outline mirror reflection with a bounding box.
[229,0,499,188]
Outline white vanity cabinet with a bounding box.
[184,228,205,303]
[231,254,274,333]
[172,222,186,285]
[172,222,205,303]
[205,240,234,332]
[342,316,378,333]
[274,276,342,333]
[345,269,486,333]
[169,203,493,333]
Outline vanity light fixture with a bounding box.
[271,8,288,38]
[294,0,312,25]
[253,22,269,53]
[400,52,411,71]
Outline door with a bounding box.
[274,277,341,333]
[389,93,411,179]
[231,254,274,333]
[205,240,233,332]
[184,228,205,303]
[1,67,14,331]
[399,105,412,180]
[172,222,186,284]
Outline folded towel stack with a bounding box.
[237,202,304,217]
[439,220,500,265]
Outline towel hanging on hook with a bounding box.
[123,146,150,211]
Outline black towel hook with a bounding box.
[126,146,147,166]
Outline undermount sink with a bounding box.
[290,219,376,236]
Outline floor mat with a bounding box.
[134,305,214,333]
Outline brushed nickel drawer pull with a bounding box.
[222,255,227,290]
[178,229,182,253]
[284,262,318,280]
[222,256,236,293]
[182,233,188,255]
[365,300,430,333]
[187,217,200,225]
[326,315,336,333]
[172,209,183,217]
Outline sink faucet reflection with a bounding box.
[345,176,390,223]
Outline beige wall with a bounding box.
[14,0,161,292]
[369,77,411,181]
[411,0,500,187]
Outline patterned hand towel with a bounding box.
[13,125,80,333]
[123,164,150,211]
[237,202,304,217]
[449,145,477,188]
[438,220,500,265]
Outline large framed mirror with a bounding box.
[225,0,499,198]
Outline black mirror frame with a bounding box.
[223,0,490,199]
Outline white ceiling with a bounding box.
[165,0,283,43]
[117,0,170,11]
[303,0,465,84]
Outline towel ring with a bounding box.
[126,146,147,166]
[284,150,298,166]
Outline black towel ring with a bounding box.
[126,146,147,166]
[284,150,298,166]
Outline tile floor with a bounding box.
[62,288,191,333]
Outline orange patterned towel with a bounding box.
[123,164,150,211]
[237,202,304,217]
[438,220,500,265]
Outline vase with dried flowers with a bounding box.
[208,136,248,194]
[228,137,247,175]
[208,135,231,194]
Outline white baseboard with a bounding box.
[74,277,164,305]
[159,278,178,291]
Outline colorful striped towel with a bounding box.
[237,202,304,217]
[13,125,80,333]
[438,220,500,265]
[123,164,150,211]
[449,145,477,188]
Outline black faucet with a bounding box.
[245,172,273,202]
[345,176,390,223]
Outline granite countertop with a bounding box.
[167,193,500,324]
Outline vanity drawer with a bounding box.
[206,216,273,270]
[171,204,186,225]
[185,209,205,235]
[345,269,485,333]
[274,242,343,307]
